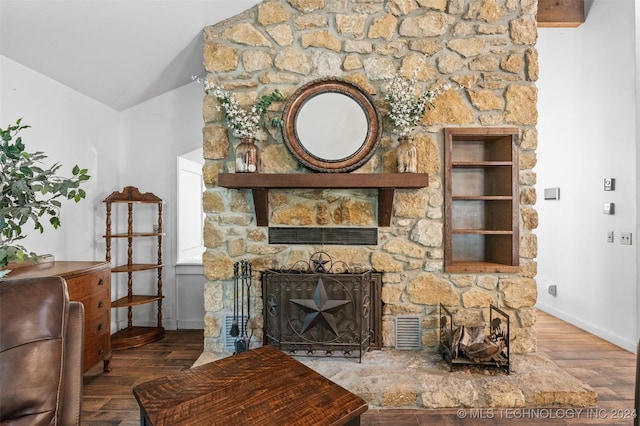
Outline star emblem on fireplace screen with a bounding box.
[289,277,351,336]
[310,252,330,273]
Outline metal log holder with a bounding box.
[262,252,381,362]
[439,303,510,374]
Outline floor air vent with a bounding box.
[395,316,421,350]
[223,315,248,352]
[269,227,378,245]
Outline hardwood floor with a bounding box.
[82,330,205,425]
[82,311,637,425]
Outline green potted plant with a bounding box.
[0,119,90,275]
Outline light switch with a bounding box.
[603,203,615,215]
[544,187,560,200]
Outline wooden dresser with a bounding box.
[6,261,113,372]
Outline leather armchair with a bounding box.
[1,276,85,425]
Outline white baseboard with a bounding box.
[177,320,205,330]
[536,303,636,353]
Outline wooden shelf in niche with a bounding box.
[444,128,519,273]
[218,173,429,227]
[537,0,584,28]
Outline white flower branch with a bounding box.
[383,73,450,137]
[193,76,284,139]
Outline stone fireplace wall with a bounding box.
[201,0,539,354]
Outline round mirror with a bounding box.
[282,78,382,173]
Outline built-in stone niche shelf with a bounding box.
[218,173,429,227]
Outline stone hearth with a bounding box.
[194,349,596,409]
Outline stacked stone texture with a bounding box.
[201,0,539,355]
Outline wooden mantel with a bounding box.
[537,0,585,28]
[218,173,429,227]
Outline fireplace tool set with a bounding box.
[232,260,252,354]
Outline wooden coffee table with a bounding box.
[133,345,368,425]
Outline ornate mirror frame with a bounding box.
[282,78,382,173]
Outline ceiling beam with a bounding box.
[537,0,585,28]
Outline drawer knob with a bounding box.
[98,278,104,286]
[98,301,104,309]
[97,322,104,331]
[98,347,104,356]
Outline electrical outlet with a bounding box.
[621,232,632,245]
[548,285,557,296]
[607,231,614,243]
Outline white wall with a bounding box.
[536,0,638,351]
[636,0,640,348]
[1,55,206,330]
[118,82,206,329]
[1,55,119,262]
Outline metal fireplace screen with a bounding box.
[262,254,381,362]
[439,303,510,374]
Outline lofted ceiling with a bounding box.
[1,1,585,112]
[0,0,262,111]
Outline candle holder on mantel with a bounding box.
[235,137,258,173]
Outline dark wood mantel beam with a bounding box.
[537,0,585,28]
[218,173,429,227]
